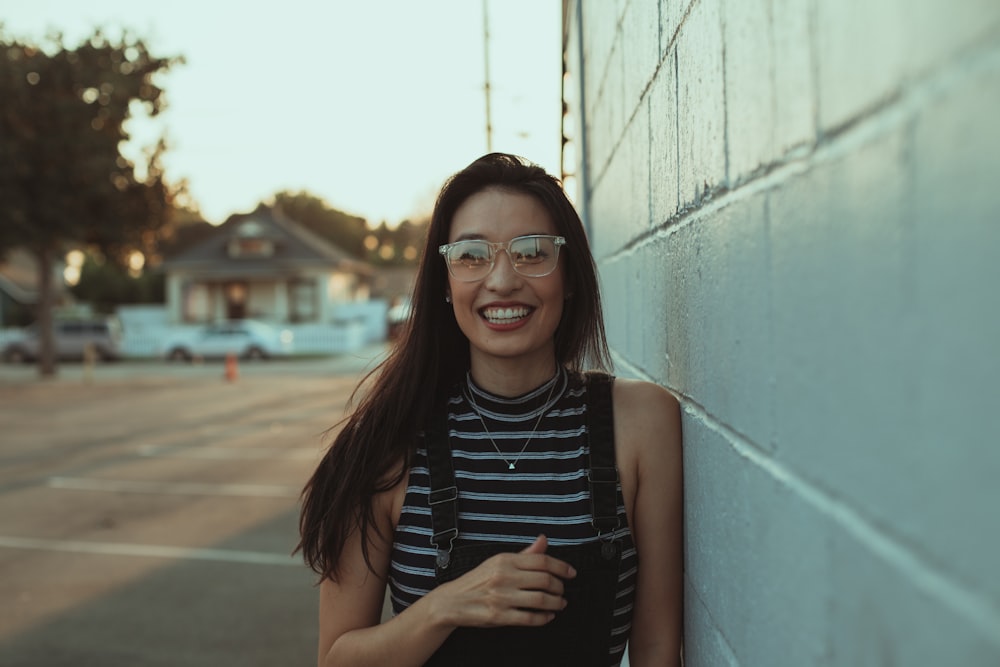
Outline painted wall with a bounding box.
[563,0,1000,664]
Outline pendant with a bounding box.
[508,462,516,470]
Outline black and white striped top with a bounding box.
[388,369,637,665]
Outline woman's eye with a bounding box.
[458,246,490,263]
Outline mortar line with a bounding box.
[684,577,742,666]
[676,393,1000,643]
[601,33,1000,265]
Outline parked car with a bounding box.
[161,320,294,362]
[2,317,124,363]
[387,296,411,340]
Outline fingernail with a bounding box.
[568,566,577,577]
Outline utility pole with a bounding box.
[482,0,493,152]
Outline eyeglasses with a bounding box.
[439,234,566,282]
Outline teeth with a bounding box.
[482,306,531,323]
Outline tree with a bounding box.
[71,252,166,311]
[363,218,429,267]
[154,204,215,260]
[0,28,181,376]
[272,190,369,258]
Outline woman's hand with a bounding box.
[426,534,577,629]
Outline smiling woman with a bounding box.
[444,188,567,380]
[297,153,684,666]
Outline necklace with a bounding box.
[465,370,562,470]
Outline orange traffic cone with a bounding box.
[224,352,239,382]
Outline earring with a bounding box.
[445,294,452,303]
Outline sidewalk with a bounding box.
[0,342,389,387]
[0,345,387,666]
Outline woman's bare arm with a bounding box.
[318,483,577,666]
[614,379,684,667]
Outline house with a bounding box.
[0,248,69,328]
[160,204,374,326]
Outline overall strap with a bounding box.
[425,400,459,570]
[427,373,620,569]
[584,372,620,540]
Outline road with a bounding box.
[0,347,388,666]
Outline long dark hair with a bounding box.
[297,153,611,580]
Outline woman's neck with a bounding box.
[468,356,559,398]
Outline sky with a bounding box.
[2,0,564,227]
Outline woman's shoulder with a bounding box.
[609,377,682,460]
[375,455,410,529]
[577,371,679,423]
[611,377,679,414]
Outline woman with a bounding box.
[298,153,683,666]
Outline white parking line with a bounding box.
[48,477,301,498]
[137,445,318,460]
[0,535,301,566]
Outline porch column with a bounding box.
[274,281,288,323]
[166,274,184,324]
[213,284,226,321]
[318,275,332,323]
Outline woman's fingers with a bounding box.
[511,587,568,613]
[520,570,567,596]
[520,533,548,555]
[480,587,566,626]
[515,536,577,580]
[432,537,579,628]
[513,553,577,580]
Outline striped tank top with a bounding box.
[388,368,637,666]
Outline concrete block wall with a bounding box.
[563,0,1000,664]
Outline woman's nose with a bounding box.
[484,249,521,291]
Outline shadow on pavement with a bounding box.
[0,510,319,667]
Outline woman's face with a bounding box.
[445,187,566,374]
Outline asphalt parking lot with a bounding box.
[0,346,387,666]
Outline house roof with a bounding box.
[0,248,69,303]
[161,205,372,278]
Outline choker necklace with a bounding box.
[465,370,562,471]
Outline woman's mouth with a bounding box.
[480,306,533,325]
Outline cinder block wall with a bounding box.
[562,1,1000,664]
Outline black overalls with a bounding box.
[421,372,626,667]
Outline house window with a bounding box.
[225,282,248,320]
[289,280,317,322]
[327,273,352,301]
[227,220,275,258]
[184,284,211,322]
[228,237,274,258]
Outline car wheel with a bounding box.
[167,348,191,362]
[3,347,29,364]
[244,346,266,361]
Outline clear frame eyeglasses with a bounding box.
[438,234,566,282]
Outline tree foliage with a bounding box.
[272,190,369,258]
[0,27,181,375]
[370,217,429,266]
[155,205,216,260]
[270,190,429,266]
[69,253,165,313]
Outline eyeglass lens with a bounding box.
[445,236,561,280]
